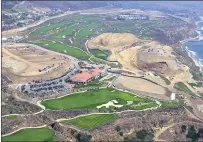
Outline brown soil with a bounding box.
[2,44,73,84]
[88,33,192,86]
[114,75,166,95]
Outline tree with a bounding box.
[197,128,203,139]
[181,125,187,133]
[186,125,198,142]
[76,133,92,142]
[115,125,121,132]
[119,131,123,136]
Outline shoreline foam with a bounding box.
[185,46,203,72]
[183,20,203,72]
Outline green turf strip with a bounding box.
[62,114,117,129]
[2,127,55,142]
[6,115,18,119]
[32,40,90,60]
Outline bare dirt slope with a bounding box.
[114,75,167,99]
[88,33,192,85]
[2,44,74,83]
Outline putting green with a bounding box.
[2,127,55,142]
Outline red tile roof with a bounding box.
[70,69,104,83]
[70,72,93,82]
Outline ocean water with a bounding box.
[185,40,203,64]
[185,21,203,65]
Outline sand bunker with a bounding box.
[96,100,123,109]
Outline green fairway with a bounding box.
[89,56,118,67]
[41,88,151,110]
[89,49,110,60]
[174,82,195,95]
[73,23,101,46]
[32,40,90,60]
[132,102,158,110]
[49,24,77,38]
[2,127,55,142]
[6,115,18,119]
[61,114,117,129]
[161,101,180,108]
[31,22,66,36]
[188,82,203,88]
[159,75,171,85]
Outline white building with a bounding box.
[170,93,176,100]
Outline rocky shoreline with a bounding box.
[181,20,203,72]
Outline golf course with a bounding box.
[41,88,153,110]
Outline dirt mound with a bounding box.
[88,33,138,50]
[88,33,191,83]
[136,41,187,75]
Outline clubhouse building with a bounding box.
[70,69,105,84]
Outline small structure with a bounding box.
[170,93,176,100]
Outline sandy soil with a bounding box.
[88,33,141,70]
[88,33,138,50]
[114,76,166,95]
[136,41,188,75]
[2,44,74,84]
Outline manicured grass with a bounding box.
[41,88,151,110]
[174,82,195,95]
[32,40,90,60]
[2,127,55,142]
[161,101,180,108]
[6,115,18,119]
[49,24,77,38]
[90,56,107,64]
[73,23,101,46]
[89,49,110,60]
[90,56,118,67]
[61,114,117,129]
[159,75,171,85]
[132,102,158,110]
[188,82,203,88]
[31,22,66,36]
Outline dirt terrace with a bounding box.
[2,43,74,84]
